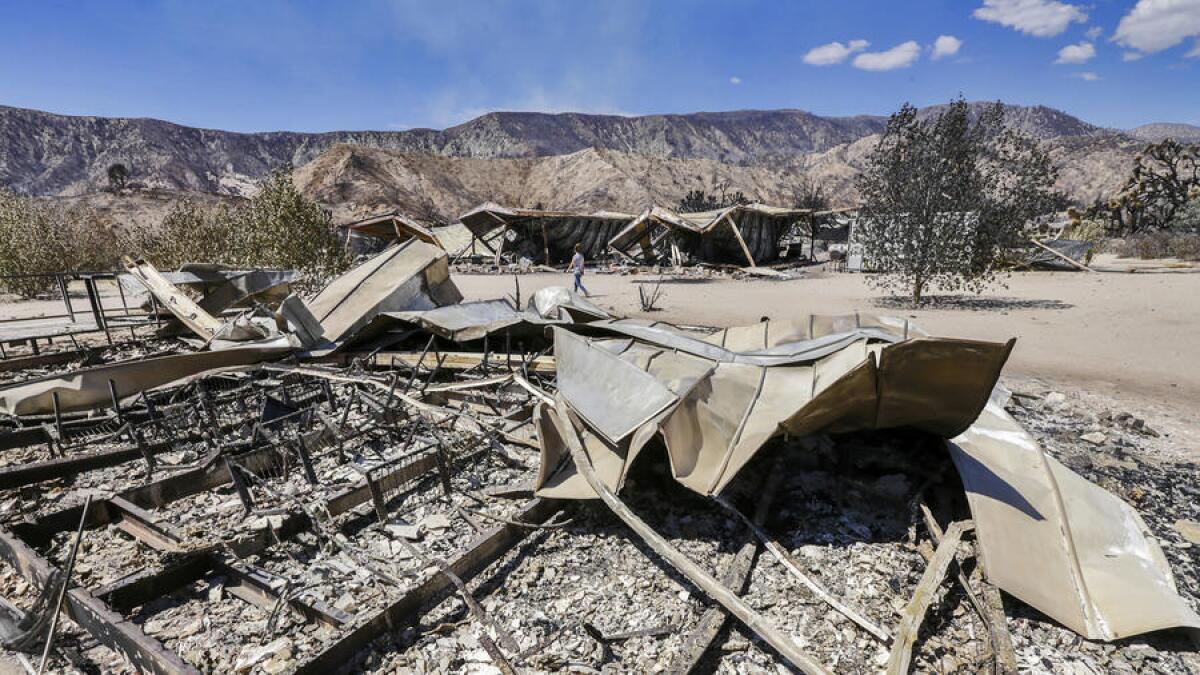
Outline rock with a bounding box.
[1043,392,1067,409]
[1080,431,1106,445]
[387,522,423,541]
[142,617,170,635]
[234,637,293,673]
[177,618,204,638]
[422,514,452,531]
[334,592,358,613]
[208,583,224,603]
[261,656,293,674]
[1174,519,1200,545]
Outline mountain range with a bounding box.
[1,102,1193,224]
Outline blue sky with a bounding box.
[2,0,1198,132]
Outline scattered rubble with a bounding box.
[0,242,1197,674]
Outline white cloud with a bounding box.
[973,0,1088,37]
[1071,71,1101,80]
[1056,41,1096,63]
[1123,50,1145,61]
[1190,38,1200,57]
[802,39,870,65]
[729,76,742,85]
[852,41,922,71]
[1114,0,1200,56]
[1085,26,1103,40]
[931,35,963,59]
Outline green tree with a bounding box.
[0,189,132,297]
[855,98,1061,304]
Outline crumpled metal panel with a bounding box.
[949,393,1200,640]
[0,340,293,415]
[554,330,678,445]
[538,317,1012,497]
[529,287,608,322]
[305,240,462,344]
[358,287,608,344]
[538,316,1200,642]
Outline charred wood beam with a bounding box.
[108,496,187,553]
[886,520,973,675]
[549,404,830,674]
[667,469,782,674]
[0,527,200,675]
[94,554,215,614]
[294,497,560,674]
[212,555,354,629]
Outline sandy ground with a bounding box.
[455,264,1200,453]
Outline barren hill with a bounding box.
[292,145,810,222]
[293,132,1141,223]
[1129,123,1200,144]
[2,102,1115,198]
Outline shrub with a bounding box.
[1110,232,1200,260]
[0,189,132,298]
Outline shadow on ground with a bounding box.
[874,295,1074,311]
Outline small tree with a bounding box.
[107,163,130,192]
[855,98,1060,304]
[141,168,349,290]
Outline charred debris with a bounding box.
[0,238,1196,674]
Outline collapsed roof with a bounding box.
[459,202,635,266]
[607,203,811,267]
[342,213,445,250]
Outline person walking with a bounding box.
[568,243,590,296]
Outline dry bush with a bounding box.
[1110,232,1200,260]
[0,189,132,298]
[140,168,350,291]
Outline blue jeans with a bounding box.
[573,271,589,296]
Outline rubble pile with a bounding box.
[0,242,1196,674]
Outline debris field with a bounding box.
[0,239,1196,674]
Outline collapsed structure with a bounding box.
[0,238,1196,673]
[457,202,821,268]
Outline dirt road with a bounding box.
[456,266,1200,450]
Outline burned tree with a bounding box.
[856,99,1060,304]
[678,180,749,212]
[106,163,130,192]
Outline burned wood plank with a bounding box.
[716,495,891,643]
[0,527,199,675]
[918,500,1015,672]
[94,554,215,614]
[108,496,187,553]
[294,498,561,674]
[667,470,782,674]
[549,404,830,675]
[212,555,354,629]
[886,520,972,675]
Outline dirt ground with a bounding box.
[455,263,1200,454]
